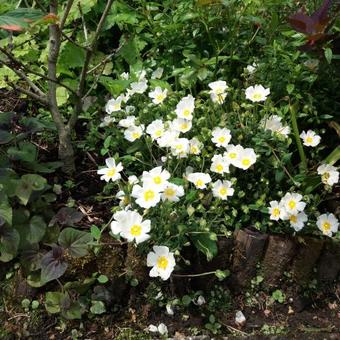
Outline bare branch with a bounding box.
[60,0,75,31]
[8,81,48,106]
[68,0,114,130]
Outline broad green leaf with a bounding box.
[0,191,12,225]
[0,224,19,262]
[0,130,13,144]
[58,227,93,257]
[90,300,106,315]
[56,87,69,107]
[45,291,67,314]
[15,174,47,205]
[99,77,130,96]
[7,141,37,163]
[59,42,86,69]
[17,215,47,245]
[191,233,218,261]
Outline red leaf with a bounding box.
[0,24,23,31]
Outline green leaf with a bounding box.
[90,300,106,315]
[15,174,47,206]
[56,87,69,107]
[324,48,332,64]
[20,215,47,244]
[97,274,108,284]
[0,130,13,144]
[119,37,140,65]
[215,269,230,281]
[59,42,86,69]
[7,142,37,163]
[90,225,101,240]
[0,223,19,262]
[0,191,12,225]
[191,233,218,261]
[45,291,67,314]
[0,8,43,31]
[58,227,93,257]
[99,77,130,96]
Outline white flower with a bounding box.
[120,72,129,80]
[99,115,115,127]
[171,137,190,158]
[280,192,306,216]
[97,158,123,182]
[211,127,232,148]
[286,211,308,232]
[151,67,164,79]
[110,210,150,244]
[195,295,206,306]
[187,172,212,189]
[175,95,195,120]
[131,184,161,208]
[118,115,136,128]
[171,118,192,133]
[147,246,175,280]
[130,79,148,94]
[189,137,203,155]
[157,129,179,148]
[142,166,170,191]
[105,96,123,114]
[234,147,257,170]
[116,190,129,207]
[161,183,184,202]
[208,80,228,104]
[149,86,168,105]
[245,84,270,102]
[317,213,339,237]
[128,175,139,185]
[246,63,257,74]
[146,119,165,140]
[268,200,284,221]
[124,125,144,142]
[317,164,339,186]
[212,180,234,200]
[300,130,321,147]
[223,144,244,167]
[210,154,230,174]
[262,115,290,137]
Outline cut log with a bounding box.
[230,228,268,291]
[317,239,340,283]
[262,235,296,289]
[291,237,324,284]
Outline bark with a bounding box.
[230,228,268,291]
[58,128,76,174]
[291,237,324,284]
[262,235,296,289]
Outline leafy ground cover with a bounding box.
[0,0,340,338]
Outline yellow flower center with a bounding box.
[219,187,227,196]
[153,176,162,185]
[164,188,176,197]
[180,123,188,130]
[156,94,165,102]
[157,256,168,270]
[218,136,226,144]
[229,152,237,159]
[322,172,330,180]
[130,224,142,236]
[306,136,313,144]
[216,164,224,172]
[183,109,190,117]
[322,221,331,231]
[195,179,204,187]
[144,190,155,201]
[113,104,120,110]
[273,208,280,217]
[252,92,262,101]
[176,144,183,150]
[288,200,296,209]
[289,215,297,223]
[132,132,141,139]
[155,130,162,137]
[190,146,198,154]
[107,168,116,177]
[242,158,250,166]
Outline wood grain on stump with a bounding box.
[317,239,340,283]
[262,235,296,289]
[230,228,268,291]
[291,237,324,284]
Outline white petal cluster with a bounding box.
[300,130,321,147]
[317,164,339,186]
[148,86,168,105]
[175,94,195,120]
[245,84,270,102]
[317,213,338,237]
[208,80,228,104]
[262,115,290,138]
[147,246,175,280]
[97,158,123,182]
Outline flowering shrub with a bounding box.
[96,65,339,281]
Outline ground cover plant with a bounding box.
[0,0,340,338]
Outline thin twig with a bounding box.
[8,81,48,105]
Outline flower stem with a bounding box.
[290,103,308,172]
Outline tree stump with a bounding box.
[262,235,296,289]
[229,228,268,291]
[290,237,324,284]
[317,239,340,283]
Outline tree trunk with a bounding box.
[58,128,76,175]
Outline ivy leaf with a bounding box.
[58,227,93,257]
[191,233,218,261]
[40,245,68,284]
[15,174,47,206]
